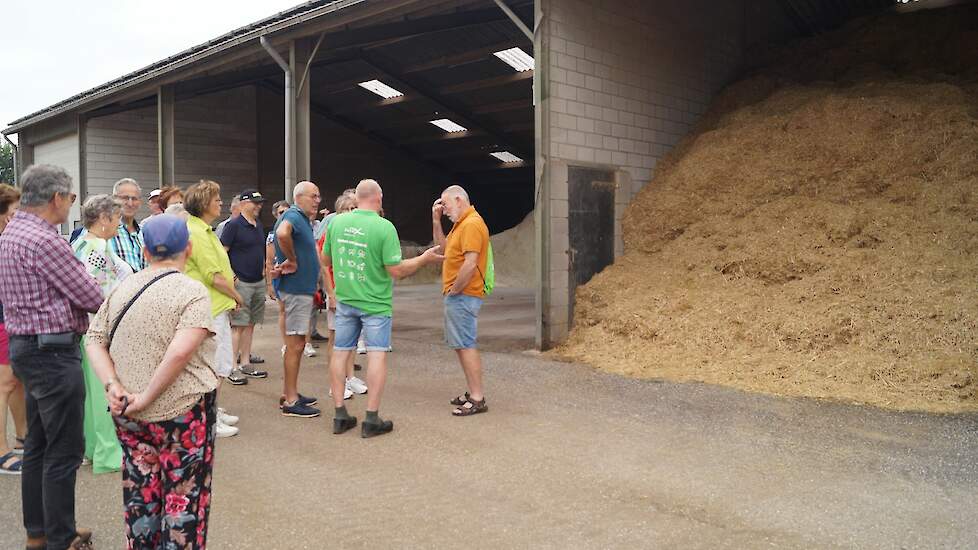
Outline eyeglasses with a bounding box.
[114,194,140,203]
[59,192,77,204]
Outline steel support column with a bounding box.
[157,85,176,186]
[291,38,314,182]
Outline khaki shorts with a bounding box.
[230,279,266,326]
[281,292,314,336]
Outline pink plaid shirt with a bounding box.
[0,210,103,335]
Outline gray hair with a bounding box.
[442,184,470,203]
[112,178,141,195]
[164,203,190,221]
[19,164,72,207]
[293,181,317,203]
[81,194,121,229]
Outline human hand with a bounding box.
[278,259,298,275]
[107,383,129,415]
[432,198,444,222]
[266,285,277,300]
[421,245,445,264]
[123,391,151,416]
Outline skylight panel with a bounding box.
[429,119,467,133]
[493,47,534,72]
[491,151,523,163]
[358,80,403,99]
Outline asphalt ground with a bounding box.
[2,285,977,549]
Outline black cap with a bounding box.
[238,190,265,203]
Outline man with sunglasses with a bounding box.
[111,178,147,272]
[0,164,103,550]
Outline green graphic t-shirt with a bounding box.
[323,209,402,316]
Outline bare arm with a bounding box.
[276,220,296,263]
[319,249,336,307]
[126,328,211,414]
[432,198,446,249]
[212,273,243,306]
[448,252,480,295]
[386,246,444,280]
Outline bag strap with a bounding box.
[108,270,178,344]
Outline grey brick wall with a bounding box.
[539,0,792,345]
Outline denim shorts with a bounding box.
[333,302,392,352]
[444,294,482,350]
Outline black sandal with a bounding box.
[450,392,471,406]
[452,398,488,416]
[0,451,23,475]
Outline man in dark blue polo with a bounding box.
[220,190,269,382]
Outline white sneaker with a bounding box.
[216,420,239,438]
[329,385,354,400]
[217,407,239,426]
[356,343,367,355]
[281,345,286,357]
[346,376,368,395]
[304,343,317,357]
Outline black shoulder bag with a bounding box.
[108,270,179,344]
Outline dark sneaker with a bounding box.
[249,354,265,364]
[333,416,358,434]
[353,363,362,371]
[281,401,321,418]
[278,393,319,409]
[227,371,248,386]
[311,331,328,342]
[361,419,394,438]
[240,365,268,379]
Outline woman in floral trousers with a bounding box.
[115,392,215,548]
[85,214,220,549]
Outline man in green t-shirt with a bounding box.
[321,179,443,438]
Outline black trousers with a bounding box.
[10,335,85,550]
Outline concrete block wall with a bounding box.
[538,0,793,345]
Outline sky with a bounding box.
[0,0,303,141]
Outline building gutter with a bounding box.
[2,0,370,136]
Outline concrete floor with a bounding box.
[2,284,978,549]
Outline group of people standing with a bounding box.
[0,165,493,549]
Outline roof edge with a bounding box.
[3,0,372,136]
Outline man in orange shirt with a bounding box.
[432,185,490,416]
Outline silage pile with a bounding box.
[559,5,978,412]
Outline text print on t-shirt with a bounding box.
[337,226,369,283]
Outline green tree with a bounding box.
[0,142,13,184]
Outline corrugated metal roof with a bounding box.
[3,0,369,134]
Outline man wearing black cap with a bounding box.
[220,190,269,380]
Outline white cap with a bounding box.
[148,189,162,198]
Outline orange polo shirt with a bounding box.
[442,206,490,297]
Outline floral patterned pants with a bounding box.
[114,392,216,550]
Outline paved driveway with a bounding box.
[2,287,976,549]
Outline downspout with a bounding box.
[2,134,18,185]
[260,36,295,201]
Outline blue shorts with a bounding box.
[334,302,392,352]
[444,294,482,350]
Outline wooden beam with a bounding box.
[473,98,532,114]
[438,70,533,95]
[360,53,531,158]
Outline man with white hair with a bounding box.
[323,179,444,437]
[110,178,147,272]
[432,184,490,416]
[273,181,322,418]
[215,195,241,239]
